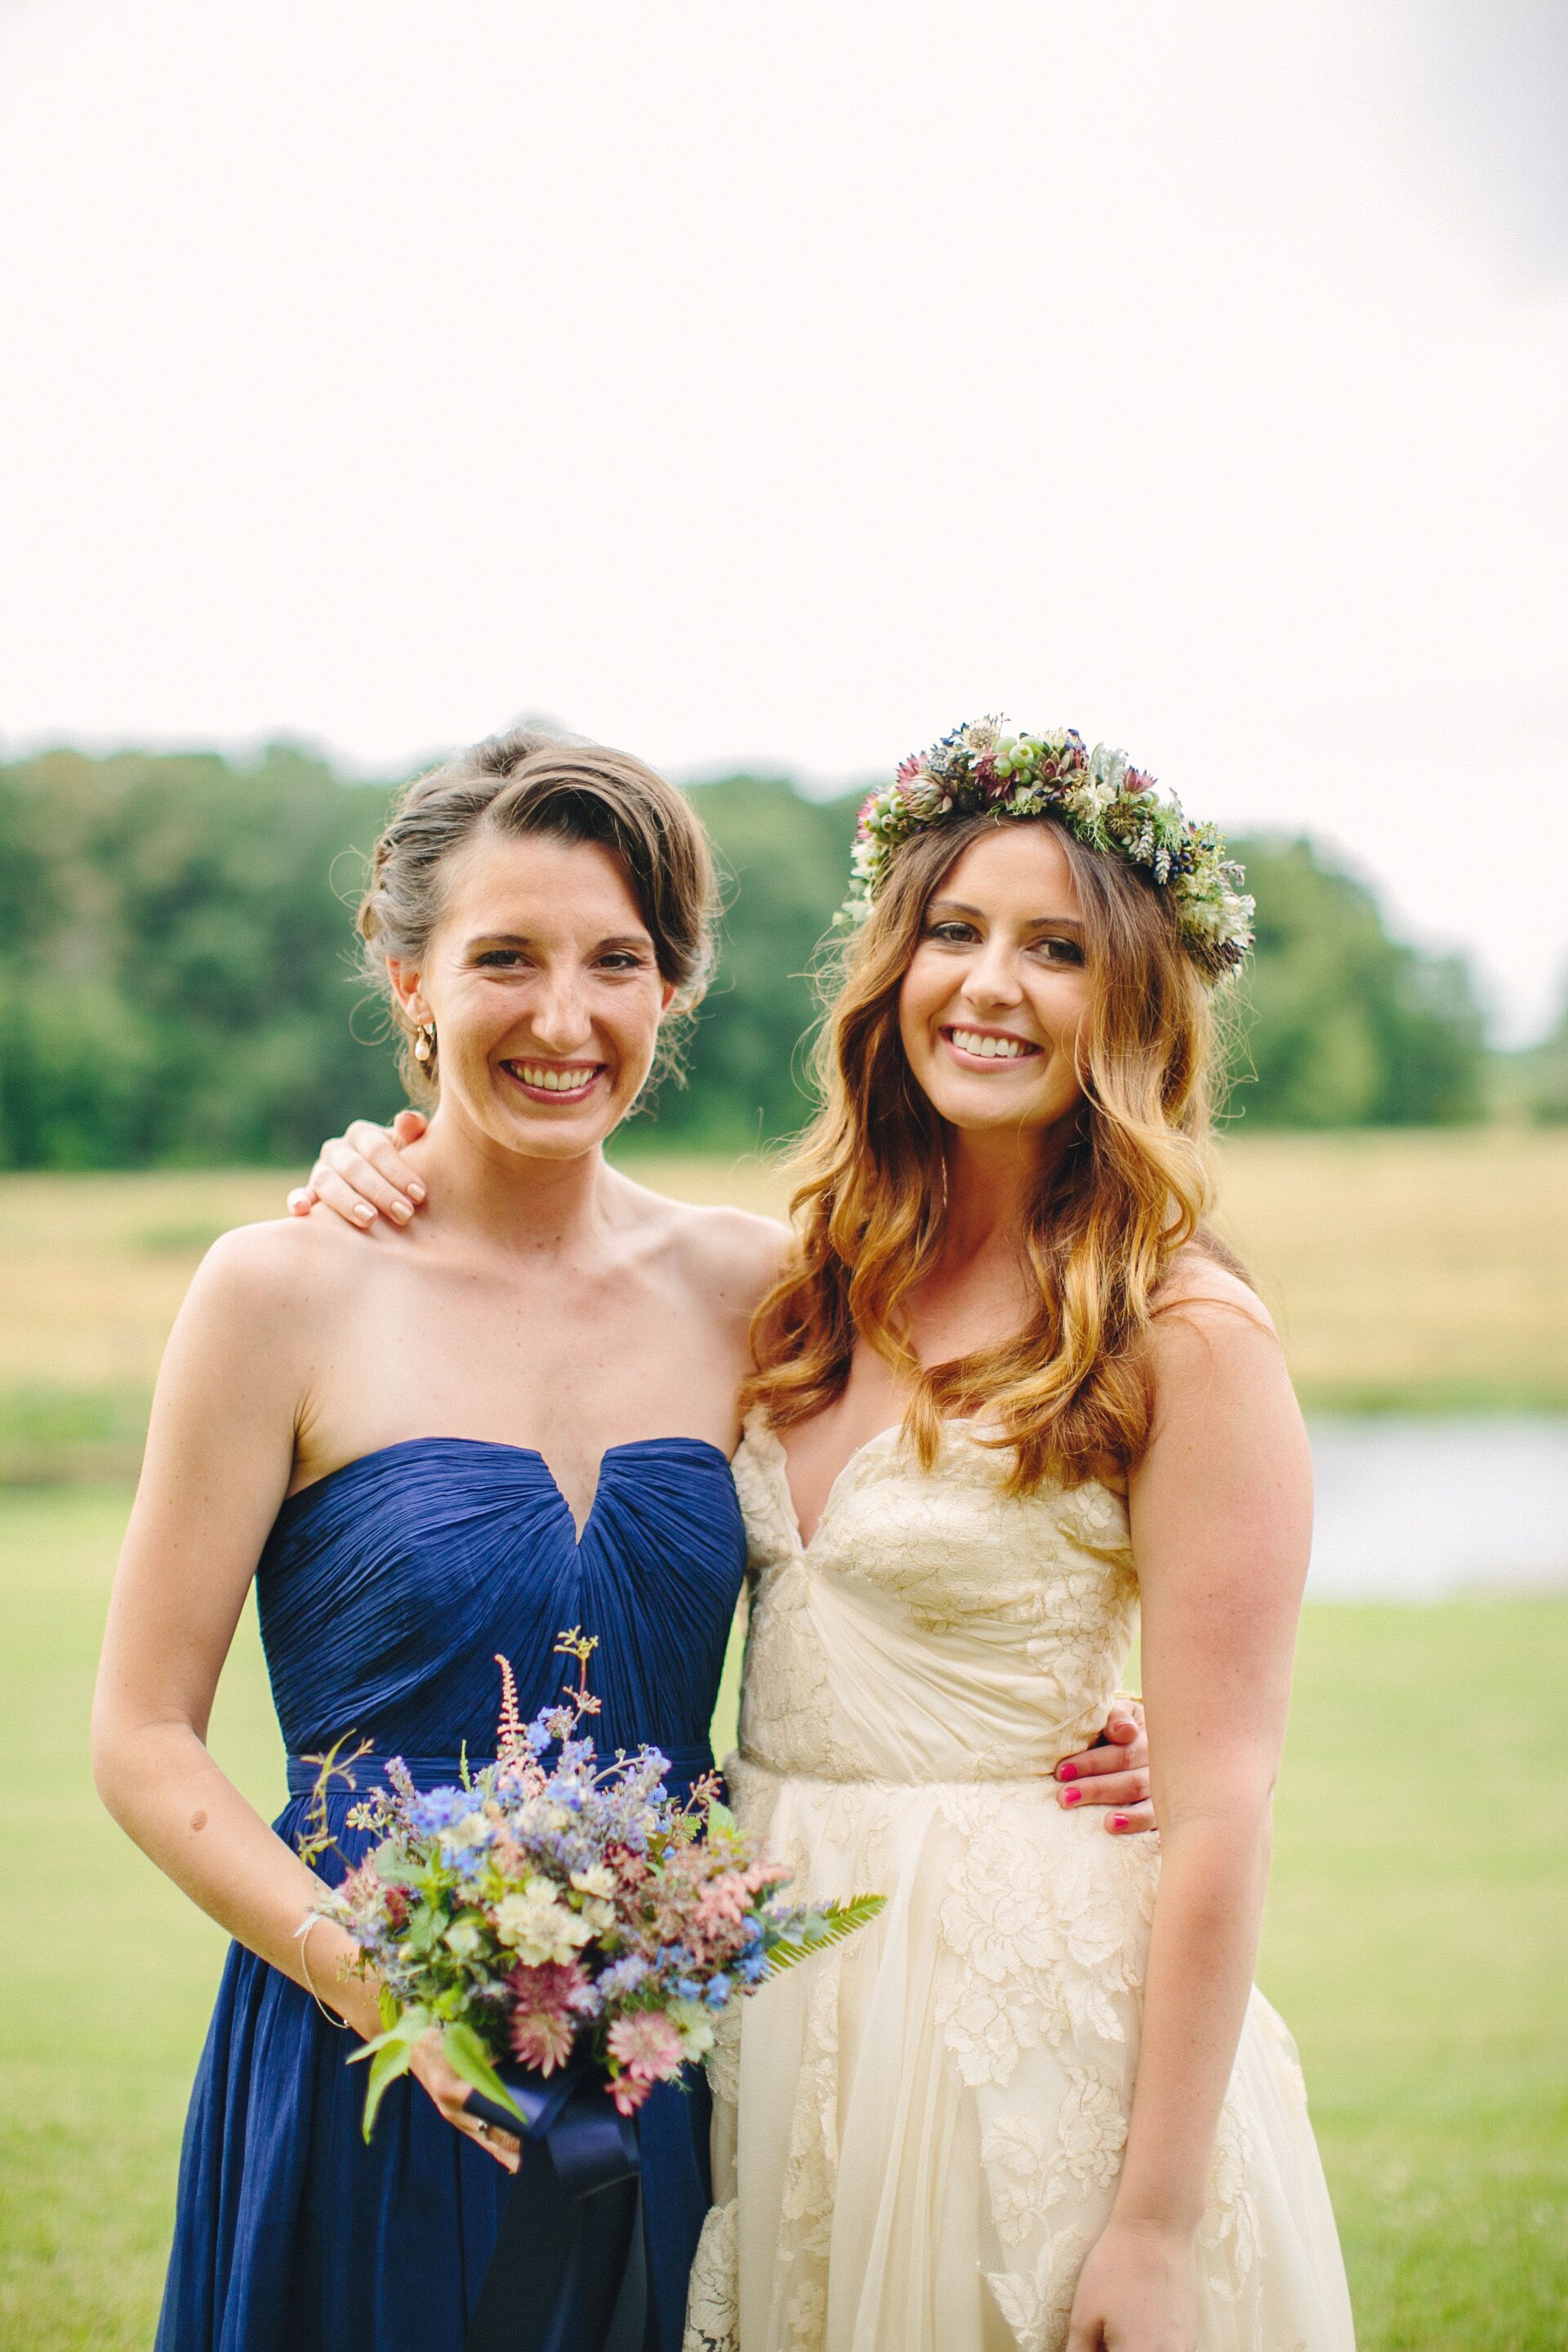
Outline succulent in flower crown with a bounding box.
[843,719,1254,981]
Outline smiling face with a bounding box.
[897,822,1091,1143]
[388,828,673,1159]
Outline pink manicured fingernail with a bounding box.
[407,1180,426,1202]
[1058,1761,1077,1783]
[1111,1813,1128,1830]
[1061,1787,1081,1807]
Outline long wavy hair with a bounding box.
[742,811,1241,1493]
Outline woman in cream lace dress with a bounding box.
[684,725,1356,2352]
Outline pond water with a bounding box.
[1305,1417,1568,1600]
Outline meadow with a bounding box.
[2,1127,1566,1480]
[2,1132,1566,2349]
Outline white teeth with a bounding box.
[516,1064,595,1093]
[950,1029,1029,1060]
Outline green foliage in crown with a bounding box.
[844,718,1254,982]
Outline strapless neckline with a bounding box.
[741,1408,982,1554]
[281,1432,734,1544]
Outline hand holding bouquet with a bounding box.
[301,1631,883,2136]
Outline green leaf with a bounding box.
[373,1848,423,1887]
[349,2002,430,2066]
[764,1893,886,1978]
[705,1798,738,1837]
[442,2022,524,2126]
[359,2037,415,2140]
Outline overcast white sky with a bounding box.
[2,0,1564,1038]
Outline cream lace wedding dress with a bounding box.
[684,1413,1355,2352]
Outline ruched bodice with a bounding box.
[260,1436,742,1775]
[161,1437,747,2352]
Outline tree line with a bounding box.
[0,742,1512,1170]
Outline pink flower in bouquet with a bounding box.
[508,1959,590,2075]
[693,1869,760,1935]
[606,2010,685,2107]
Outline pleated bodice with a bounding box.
[259,1435,744,1780]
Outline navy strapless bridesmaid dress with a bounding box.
[156,1437,746,2352]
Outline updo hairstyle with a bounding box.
[358,726,718,1099]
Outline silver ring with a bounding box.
[472,2118,493,2140]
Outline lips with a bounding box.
[500,1059,605,1102]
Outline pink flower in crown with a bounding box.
[607,2009,685,2084]
[1125,767,1157,796]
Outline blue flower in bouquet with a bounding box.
[305,1630,885,2134]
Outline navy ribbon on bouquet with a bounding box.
[463,2061,647,2352]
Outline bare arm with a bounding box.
[91,1227,517,2164]
[1067,1274,1311,2347]
[91,1228,379,2023]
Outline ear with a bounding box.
[659,979,677,1014]
[385,957,430,1030]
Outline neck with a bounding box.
[941,1116,1073,1263]
[406,1102,619,1255]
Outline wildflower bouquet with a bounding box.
[302,1631,883,2137]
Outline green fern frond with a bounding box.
[765,1893,886,1977]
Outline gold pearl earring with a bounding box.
[412,1022,436,1065]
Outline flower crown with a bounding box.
[843,719,1254,981]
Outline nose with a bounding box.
[960,936,1025,1013]
[527,964,596,1054]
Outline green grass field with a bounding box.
[1,1490,1563,2350]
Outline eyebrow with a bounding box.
[466,931,654,952]
[926,898,1084,931]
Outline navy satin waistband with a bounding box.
[284,1745,715,1798]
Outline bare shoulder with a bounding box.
[1143,1247,1290,1427]
[185,1211,381,1339]
[617,1178,791,1315]
[683,1201,789,1281]
[666,1202,791,1314]
[1152,1245,1277,1343]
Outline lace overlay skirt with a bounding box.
[684,1758,1355,2352]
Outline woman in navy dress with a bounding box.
[91,730,786,2352]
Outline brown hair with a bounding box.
[742,811,1241,1491]
[357,725,718,1098]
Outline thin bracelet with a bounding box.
[296,1913,351,2029]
